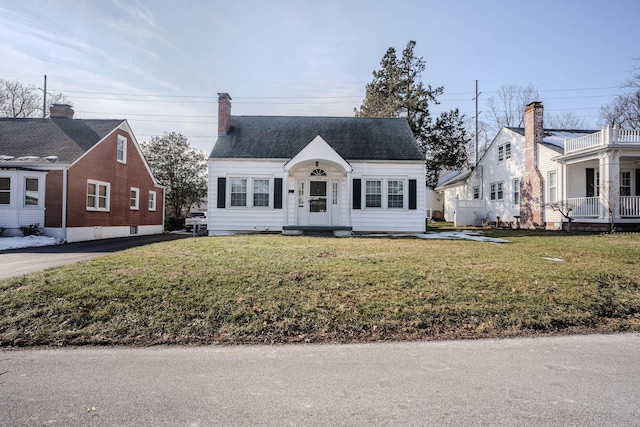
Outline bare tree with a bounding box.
[600,63,640,129]
[0,79,70,118]
[546,201,574,232]
[486,83,539,134]
[546,111,586,129]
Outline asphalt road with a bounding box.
[0,233,191,281]
[1,333,639,426]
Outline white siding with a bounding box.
[209,158,426,233]
[208,159,286,232]
[478,130,524,223]
[538,144,563,227]
[350,161,425,233]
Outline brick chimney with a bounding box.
[49,103,74,119]
[217,93,232,136]
[520,101,545,228]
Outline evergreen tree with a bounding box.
[141,132,207,222]
[356,40,468,187]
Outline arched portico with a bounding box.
[282,136,352,231]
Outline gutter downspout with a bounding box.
[62,167,68,240]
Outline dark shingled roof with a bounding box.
[210,116,424,161]
[0,117,124,164]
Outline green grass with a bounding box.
[1,232,640,346]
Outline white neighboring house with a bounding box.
[208,93,427,235]
[435,102,633,230]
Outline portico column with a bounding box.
[599,151,621,221]
[283,171,289,226]
[346,171,352,227]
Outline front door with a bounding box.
[309,180,329,225]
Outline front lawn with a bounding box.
[1,233,639,346]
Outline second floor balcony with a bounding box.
[565,127,640,154]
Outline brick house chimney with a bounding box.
[217,93,232,136]
[49,103,74,119]
[520,101,545,228]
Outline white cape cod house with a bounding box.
[437,101,640,231]
[208,94,426,235]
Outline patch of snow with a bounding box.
[0,235,64,251]
[543,257,564,262]
[366,231,509,243]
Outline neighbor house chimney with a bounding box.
[218,93,232,136]
[49,103,74,119]
[520,101,545,229]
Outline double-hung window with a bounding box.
[130,187,140,210]
[117,135,127,163]
[620,171,631,196]
[253,179,270,207]
[513,179,520,205]
[548,171,557,203]
[87,180,110,211]
[473,186,479,200]
[230,178,247,207]
[505,143,511,159]
[365,180,382,208]
[490,182,504,201]
[498,145,504,161]
[148,191,156,211]
[387,180,404,208]
[0,177,10,205]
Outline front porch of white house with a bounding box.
[559,127,640,229]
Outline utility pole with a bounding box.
[473,80,481,167]
[41,75,47,118]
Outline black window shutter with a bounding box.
[636,170,640,196]
[217,177,226,208]
[274,178,283,209]
[409,179,417,210]
[352,179,361,209]
[586,168,595,197]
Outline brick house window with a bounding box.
[148,191,156,211]
[117,135,127,163]
[130,187,140,210]
[87,180,110,211]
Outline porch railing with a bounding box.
[567,197,599,217]
[568,196,640,218]
[564,127,640,154]
[620,196,640,218]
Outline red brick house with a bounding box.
[0,104,165,242]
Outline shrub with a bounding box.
[19,223,41,237]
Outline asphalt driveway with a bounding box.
[0,233,191,281]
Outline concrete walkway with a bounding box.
[1,333,639,426]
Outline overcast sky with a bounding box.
[1,0,638,153]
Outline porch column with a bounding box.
[599,151,621,221]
